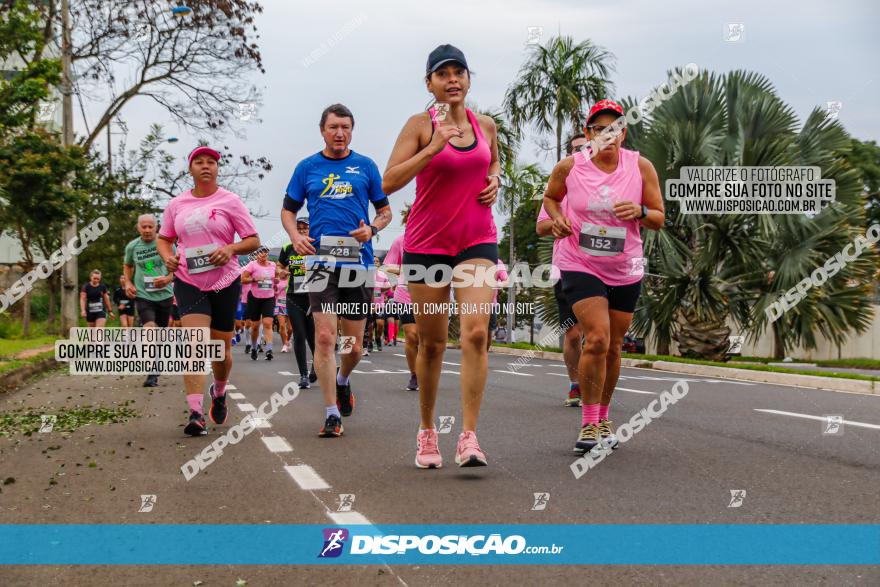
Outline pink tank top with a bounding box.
[554,148,644,286]
[404,108,497,255]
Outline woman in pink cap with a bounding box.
[157,146,261,436]
[383,44,501,469]
[543,100,664,454]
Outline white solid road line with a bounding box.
[285,464,331,490]
[278,371,294,376]
[546,372,569,377]
[493,369,533,377]
[237,403,256,412]
[328,511,372,525]
[615,387,657,395]
[228,392,246,400]
[441,369,460,375]
[443,360,461,366]
[754,409,880,430]
[261,436,293,453]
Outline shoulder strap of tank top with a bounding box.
[466,109,486,143]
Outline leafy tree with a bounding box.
[504,35,614,162]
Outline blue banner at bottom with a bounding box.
[1,524,878,565]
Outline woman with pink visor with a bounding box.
[543,100,664,454]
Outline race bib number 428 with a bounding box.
[318,236,361,263]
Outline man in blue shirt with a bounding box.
[282,103,392,439]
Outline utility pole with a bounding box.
[59,0,78,334]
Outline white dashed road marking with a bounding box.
[754,409,880,430]
[285,464,331,490]
[261,436,293,453]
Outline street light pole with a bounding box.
[59,0,78,334]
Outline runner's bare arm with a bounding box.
[79,290,86,316]
[156,237,179,273]
[123,264,137,297]
[638,157,665,230]
[281,208,315,255]
[536,219,553,237]
[210,235,260,266]
[241,271,253,284]
[103,291,113,316]
[477,114,500,205]
[543,158,575,238]
[383,113,457,194]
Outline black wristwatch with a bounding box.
[369,224,379,237]
[639,205,648,219]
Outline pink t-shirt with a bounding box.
[384,235,410,305]
[493,260,509,304]
[275,281,288,306]
[240,282,251,303]
[159,187,258,291]
[372,269,390,310]
[244,260,276,299]
[553,148,644,286]
[404,108,497,256]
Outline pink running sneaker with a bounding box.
[415,429,442,469]
[454,431,487,467]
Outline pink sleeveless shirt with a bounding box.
[554,148,644,286]
[404,108,497,255]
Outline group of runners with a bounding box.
[97,43,665,465]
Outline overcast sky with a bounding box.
[80,0,879,247]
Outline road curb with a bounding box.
[0,357,59,394]
[489,345,877,394]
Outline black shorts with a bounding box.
[86,311,106,323]
[117,303,135,317]
[403,242,499,285]
[488,312,497,331]
[171,304,180,322]
[554,281,577,330]
[173,277,241,332]
[135,297,172,327]
[399,311,415,326]
[308,267,370,321]
[561,271,642,314]
[247,292,275,320]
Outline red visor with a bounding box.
[587,100,624,124]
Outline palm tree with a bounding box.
[504,35,614,162]
[626,69,871,359]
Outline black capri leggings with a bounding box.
[287,292,315,376]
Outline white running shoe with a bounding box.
[281,344,290,353]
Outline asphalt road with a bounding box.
[1,342,879,586]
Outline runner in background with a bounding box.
[239,281,252,353]
[170,296,181,327]
[368,256,392,352]
[123,213,174,387]
[383,45,500,468]
[543,100,664,453]
[278,217,317,389]
[487,259,509,351]
[275,277,291,353]
[536,132,587,407]
[382,231,418,391]
[80,269,112,327]
[113,274,135,327]
[242,247,278,361]
[157,146,260,436]
[281,103,392,437]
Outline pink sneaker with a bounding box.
[415,429,442,469]
[455,431,487,467]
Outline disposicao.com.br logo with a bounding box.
[318,528,563,558]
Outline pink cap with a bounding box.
[188,146,221,165]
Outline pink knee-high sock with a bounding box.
[213,380,227,397]
[599,404,610,421]
[187,394,203,414]
[582,403,600,428]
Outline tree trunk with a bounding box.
[529,311,534,345]
[46,273,57,333]
[657,338,670,356]
[506,224,515,343]
[673,307,731,361]
[22,290,31,337]
[772,322,785,360]
[555,115,563,162]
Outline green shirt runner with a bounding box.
[278,243,308,294]
[124,237,173,301]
